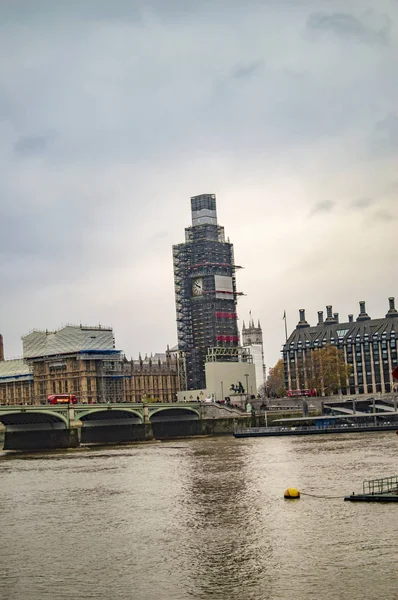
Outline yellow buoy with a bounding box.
[284,487,300,499]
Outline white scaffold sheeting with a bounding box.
[22,325,115,358]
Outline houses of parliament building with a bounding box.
[0,326,179,406]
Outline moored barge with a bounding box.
[344,475,398,502]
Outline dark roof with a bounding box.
[285,315,397,347]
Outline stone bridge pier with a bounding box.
[0,406,80,451]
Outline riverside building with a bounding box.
[0,358,34,405]
[22,325,125,404]
[283,298,398,396]
[123,350,179,403]
[0,325,180,405]
[0,326,181,405]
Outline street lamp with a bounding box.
[244,374,249,398]
[221,381,224,402]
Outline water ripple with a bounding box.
[0,433,397,599]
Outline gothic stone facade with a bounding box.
[124,352,179,403]
[0,326,179,405]
[0,359,34,405]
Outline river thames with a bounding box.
[0,432,397,600]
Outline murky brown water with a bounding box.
[0,432,397,600]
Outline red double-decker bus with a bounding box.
[47,394,78,405]
[287,389,317,398]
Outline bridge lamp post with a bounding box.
[221,381,224,402]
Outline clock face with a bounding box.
[192,278,203,297]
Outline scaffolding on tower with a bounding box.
[172,194,244,390]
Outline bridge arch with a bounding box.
[78,407,144,445]
[0,410,69,429]
[149,407,200,421]
[78,407,143,425]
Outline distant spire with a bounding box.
[242,320,246,330]
[257,319,261,329]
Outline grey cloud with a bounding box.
[307,12,390,45]
[350,198,373,210]
[0,0,271,27]
[372,209,396,222]
[371,113,398,154]
[310,201,335,217]
[231,61,264,80]
[0,205,90,269]
[0,0,397,365]
[14,132,56,157]
[0,4,393,171]
[0,1,143,25]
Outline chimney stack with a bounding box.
[357,300,370,321]
[348,314,354,323]
[325,305,336,322]
[386,296,398,318]
[0,334,3,361]
[317,311,324,325]
[297,309,310,328]
[333,313,339,323]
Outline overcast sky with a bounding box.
[1,0,397,369]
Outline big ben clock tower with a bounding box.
[173,194,241,390]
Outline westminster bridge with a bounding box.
[0,402,249,451]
